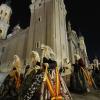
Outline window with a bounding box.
[38,17,42,22]
[0,29,2,34]
[35,42,37,48]
[0,60,1,65]
[0,10,3,14]
[37,42,39,48]
[2,47,5,53]
[39,3,41,7]
[5,12,7,16]
[35,41,40,48]
[37,41,40,48]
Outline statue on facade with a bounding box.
[11,24,21,35]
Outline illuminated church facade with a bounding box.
[0,0,89,71]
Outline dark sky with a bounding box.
[0,0,100,61]
[0,0,31,32]
[64,0,100,61]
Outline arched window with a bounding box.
[39,3,41,7]
[5,12,7,16]
[0,10,3,14]
[2,47,6,53]
[0,29,2,35]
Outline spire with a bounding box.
[78,31,82,37]
[5,0,12,6]
[67,21,72,33]
[68,21,71,27]
[77,27,83,37]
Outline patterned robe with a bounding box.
[19,65,44,100]
[0,69,23,100]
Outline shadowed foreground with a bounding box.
[0,73,100,100]
[71,90,100,100]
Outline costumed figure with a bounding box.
[60,58,72,88]
[92,58,100,88]
[0,55,23,100]
[40,44,72,100]
[19,51,44,100]
[70,54,96,94]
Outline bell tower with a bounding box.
[26,0,69,65]
[0,0,12,39]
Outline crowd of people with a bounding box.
[70,55,97,94]
[0,44,72,100]
[0,44,100,100]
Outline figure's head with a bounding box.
[14,55,19,60]
[12,54,21,69]
[41,44,56,60]
[74,54,81,61]
[63,58,69,64]
[41,44,50,59]
[31,51,40,66]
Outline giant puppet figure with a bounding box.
[0,55,23,100]
[21,44,72,100]
[92,58,100,88]
[60,58,72,88]
[40,44,72,100]
[19,51,43,100]
[70,54,96,94]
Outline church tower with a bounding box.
[27,0,69,65]
[0,0,12,39]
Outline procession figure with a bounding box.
[92,58,100,88]
[0,55,23,100]
[61,58,72,88]
[19,51,44,100]
[40,44,72,100]
[12,55,22,75]
[70,54,96,94]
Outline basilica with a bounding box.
[0,0,88,72]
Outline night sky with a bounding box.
[64,0,100,61]
[0,0,100,61]
[0,0,31,32]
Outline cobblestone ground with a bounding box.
[71,90,100,100]
[0,72,100,100]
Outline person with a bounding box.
[19,51,44,100]
[92,60,100,88]
[0,55,23,100]
[70,54,95,94]
[40,44,72,100]
[61,58,72,88]
[12,55,22,75]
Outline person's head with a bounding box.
[26,64,30,69]
[74,54,80,62]
[78,58,85,67]
[63,58,70,64]
[41,44,56,61]
[31,51,40,66]
[12,54,21,69]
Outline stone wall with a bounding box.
[0,28,29,72]
[27,0,69,65]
